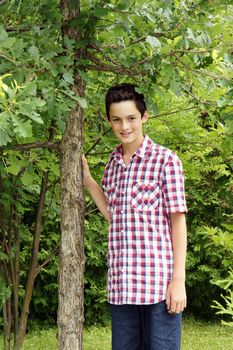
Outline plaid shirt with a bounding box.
[102,135,187,305]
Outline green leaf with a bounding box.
[23,82,37,96]
[1,82,14,99]
[75,39,88,49]
[28,45,40,60]
[0,37,16,48]
[12,116,32,138]
[23,112,42,124]
[20,172,34,186]
[0,25,8,41]
[57,56,73,65]
[75,96,87,109]
[6,163,21,175]
[17,100,45,124]
[0,111,11,130]
[63,72,74,84]
[50,162,59,177]
[186,28,196,43]
[0,129,12,146]
[146,36,161,51]
[92,7,110,17]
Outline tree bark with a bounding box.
[58,1,86,349]
[58,88,85,350]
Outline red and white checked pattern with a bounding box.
[102,135,187,305]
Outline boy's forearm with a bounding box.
[84,177,111,223]
[165,212,187,313]
[170,212,187,281]
[82,155,111,223]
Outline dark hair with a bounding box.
[105,83,147,120]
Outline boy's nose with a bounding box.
[121,121,129,130]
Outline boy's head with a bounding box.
[105,83,147,121]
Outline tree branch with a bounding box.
[15,171,48,349]
[127,32,169,47]
[4,25,47,33]
[82,51,152,76]
[0,53,16,64]
[35,244,60,278]
[174,53,220,80]
[171,44,222,55]
[85,127,111,155]
[149,105,197,119]
[0,141,60,152]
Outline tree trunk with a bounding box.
[58,78,85,350]
[14,172,48,350]
[58,2,86,348]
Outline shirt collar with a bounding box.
[110,134,153,161]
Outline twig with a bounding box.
[0,53,16,64]
[35,244,60,277]
[171,44,222,55]
[181,86,206,104]
[174,53,220,80]
[85,127,111,155]
[149,105,197,119]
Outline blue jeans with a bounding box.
[110,301,182,350]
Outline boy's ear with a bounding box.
[142,111,149,123]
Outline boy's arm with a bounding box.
[82,156,111,223]
[165,212,187,314]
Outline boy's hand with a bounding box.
[82,155,93,188]
[81,155,111,223]
[165,279,187,314]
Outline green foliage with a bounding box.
[202,225,233,325]
[0,73,46,145]
[0,274,11,310]
[212,270,233,327]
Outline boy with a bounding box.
[82,83,187,350]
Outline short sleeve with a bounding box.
[163,153,187,214]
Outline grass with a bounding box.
[182,316,233,350]
[0,316,232,349]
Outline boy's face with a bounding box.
[108,100,148,149]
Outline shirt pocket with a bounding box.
[130,182,160,212]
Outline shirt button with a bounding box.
[120,210,123,214]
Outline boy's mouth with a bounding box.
[120,132,132,136]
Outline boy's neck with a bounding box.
[122,135,144,158]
